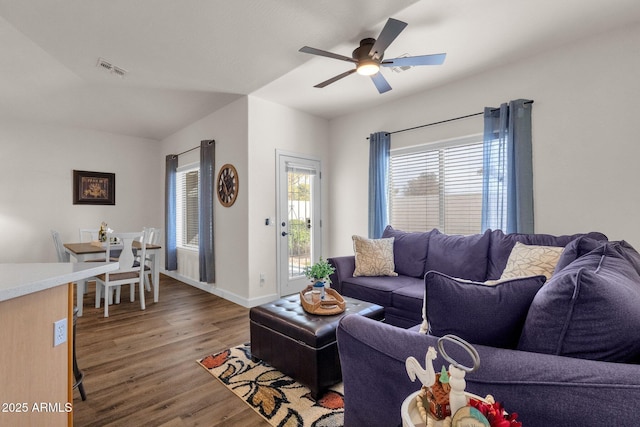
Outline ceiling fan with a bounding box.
[299,18,446,94]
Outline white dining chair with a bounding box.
[138,227,161,292]
[51,230,70,262]
[79,228,99,242]
[80,227,120,262]
[94,230,148,317]
[77,228,107,298]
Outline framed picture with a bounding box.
[73,170,115,205]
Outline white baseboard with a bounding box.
[162,270,279,308]
[246,293,281,308]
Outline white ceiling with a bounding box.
[1,0,639,140]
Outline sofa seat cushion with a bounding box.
[518,242,640,363]
[340,275,422,308]
[390,283,425,319]
[425,229,491,282]
[486,230,608,280]
[382,225,439,278]
[384,307,423,328]
[425,271,546,349]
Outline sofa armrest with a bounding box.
[337,314,640,427]
[327,256,355,294]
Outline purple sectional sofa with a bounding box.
[328,226,606,328]
[329,228,640,426]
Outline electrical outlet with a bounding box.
[260,273,266,286]
[53,318,67,347]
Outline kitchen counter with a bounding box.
[0,262,118,302]
[0,261,118,427]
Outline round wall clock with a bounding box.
[217,163,239,207]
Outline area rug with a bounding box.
[197,344,344,427]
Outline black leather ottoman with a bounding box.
[249,294,384,398]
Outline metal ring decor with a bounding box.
[437,334,481,373]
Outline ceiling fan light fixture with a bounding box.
[357,60,380,76]
[299,18,446,93]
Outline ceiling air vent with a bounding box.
[96,57,128,77]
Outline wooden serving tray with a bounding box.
[300,285,346,315]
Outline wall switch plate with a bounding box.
[53,318,67,347]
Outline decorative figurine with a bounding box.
[406,346,438,388]
[448,364,467,417]
[404,335,521,426]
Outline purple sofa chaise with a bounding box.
[329,227,640,426]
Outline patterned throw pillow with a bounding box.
[352,235,398,277]
[500,242,564,280]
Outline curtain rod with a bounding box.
[172,139,215,158]
[366,100,534,139]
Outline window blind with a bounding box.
[176,167,199,248]
[389,137,483,235]
[286,161,318,176]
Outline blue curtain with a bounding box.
[481,99,534,233]
[165,155,178,270]
[199,140,216,283]
[368,131,390,238]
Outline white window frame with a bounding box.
[176,163,200,251]
[389,134,484,235]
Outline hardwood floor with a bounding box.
[72,275,270,427]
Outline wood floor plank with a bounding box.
[72,275,269,427]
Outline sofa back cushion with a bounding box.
[424,271,546,348]
[486,230,607,280]
[552,236,605,273]
[381,226,439,278]
[425,230,491,282]
[610,240,640,277]
[518,242,640,363]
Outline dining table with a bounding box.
[64,240,162,316]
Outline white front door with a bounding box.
[276,151,322,296]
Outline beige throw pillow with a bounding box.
[500,242,564,280]
[352,235,398,277]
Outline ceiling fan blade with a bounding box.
[314,68,357,88]
[382,53,447,67]
[370,72,392,94]
[299,46,358,64]
[369,18,408,60]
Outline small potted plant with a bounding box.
[303,257,336,300]
[303,257,335,284]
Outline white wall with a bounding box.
[160,96,330,307]
[327,23,640,256]
[247,96,330,304]
[0,120,161,263]
[161,97,250,305]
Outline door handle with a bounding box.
[281,231,288,237]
